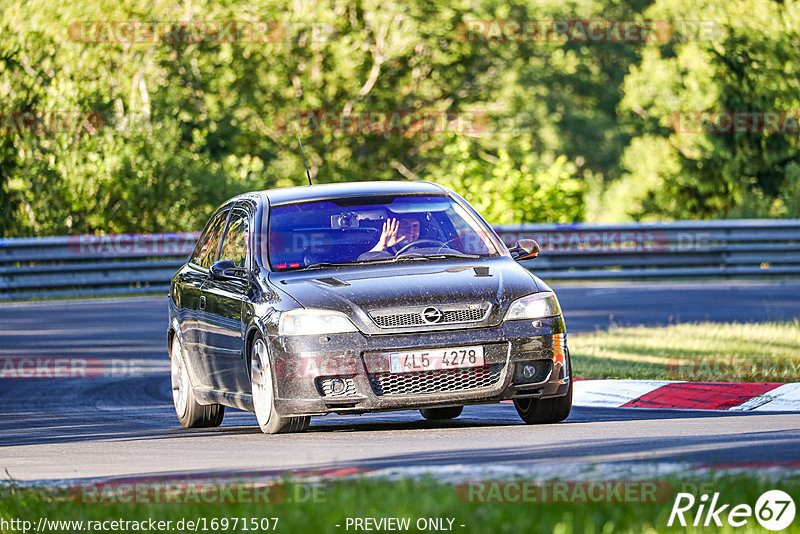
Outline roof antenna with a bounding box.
[298,136,313,186]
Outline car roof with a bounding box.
[247,181,448,206]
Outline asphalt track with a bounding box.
[1,281,800,483]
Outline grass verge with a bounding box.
[1,474,799,533]
[570,321,800,381]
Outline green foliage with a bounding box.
[1,0,798,235]
[0,0,649,236]
[428,135,584,224]
[611,0,800,220]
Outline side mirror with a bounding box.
[509,239,540,261]
[210,260,247,281]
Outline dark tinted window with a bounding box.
[219,211,249,268]
[267,195,499,270]
[191,210,229,269]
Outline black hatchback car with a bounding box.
[168,181,571,433]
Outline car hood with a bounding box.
[267,257,540,334]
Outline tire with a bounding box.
[513,380,572,424]
[170,335,225,428]
[420,406,463,420]
[250,334,310,434]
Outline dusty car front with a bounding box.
[258,189,571,421]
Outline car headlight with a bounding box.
[505,291,562,320]
[278,308,359,336]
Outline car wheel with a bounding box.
[513,380,572,424]
[420,406,463,420]
[250,335,310,434]
[170,335,225,428]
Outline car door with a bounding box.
[198,207,251,392]
[178,208,229,386]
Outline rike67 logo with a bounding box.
[669,490,796,530]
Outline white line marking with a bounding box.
[573,379,673,407]
[732,383,800,412]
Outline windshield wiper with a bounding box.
[302,257,398,270]
[298,252,481,270]
[394,252,481,261]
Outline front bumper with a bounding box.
[266,316,570,416]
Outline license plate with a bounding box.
[389,346,485,373]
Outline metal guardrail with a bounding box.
[496,219,800,280]
[1,220,799,301]
[0,233,199,301]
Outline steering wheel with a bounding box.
[395,239,450,256]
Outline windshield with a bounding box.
[266,194,500,270]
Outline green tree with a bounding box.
[2,0,660,235]
[611,0,800,220]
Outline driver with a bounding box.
[369,216,421,253]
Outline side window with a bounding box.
[219,211,249,268]
[191,210,230,269]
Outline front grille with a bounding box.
[316,376,357,397]
[370,304,489,328]
[369,364,503,396]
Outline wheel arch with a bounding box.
[168,318,184,360]
[244,323,267,375]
